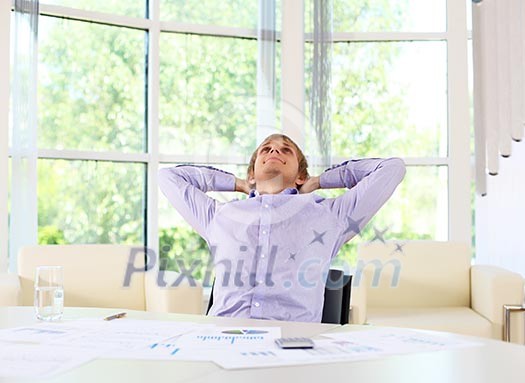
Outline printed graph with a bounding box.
[195,335,265,345]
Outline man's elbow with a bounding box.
[384,157,406,183]
[158,167,169,188]
[158,167,178,193]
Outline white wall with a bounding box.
[476,140,525,277]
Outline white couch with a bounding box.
[0,244,203,314]
[351,241,525,344]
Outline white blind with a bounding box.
[472,0,525,195]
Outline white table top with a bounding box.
[1,306,525,383]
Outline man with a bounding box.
[159,134,405,322]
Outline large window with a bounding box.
[37,160,145,244]
[5,1,470,281]
[304,0,456,265]
[39,17,146,153]
[35,11,147,246]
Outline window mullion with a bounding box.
[36,149,149,163]
[281,0,305,147]
[160,21,257,39]
[39,3,151,30]
[447,0,471,244]
[328,31,447,42]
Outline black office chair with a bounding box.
[322,269,352,324]
[206,269,352,324]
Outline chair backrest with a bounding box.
[18,244,147,310]
[356,241,471,308]
[321,269,352,324]
[206,269,352,324]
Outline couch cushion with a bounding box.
[366,307,497,339]
[18,245,146,310]
[356,241,471,308]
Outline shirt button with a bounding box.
[258,280,263,285]
[262,230,267,235]
[254,302,260,307]
[261,254,265,258]
[264,204,269,208]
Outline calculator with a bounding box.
[274,337,315,349]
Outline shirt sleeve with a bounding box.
[158,165,236,238]
[319,157,406,243]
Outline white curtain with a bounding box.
[472,0,525,196]
[0,1,10,272]
[256,0,277,144]
[309,0,332,168]
[257,0,333,166]
[9,0,39,271]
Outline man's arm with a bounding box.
[158,166,236,238]
[235,177,252,194]
[318,158,406,242]
[299,176,320,194]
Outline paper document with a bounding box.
[322,327,483,353]
[0,322,86,343]
[0,341,99,379]
[0,319,481,374]
[50,319,209,351]
[214,327,482,369]
[113,326,281,361]
[0,319,211,351]
[0,318,216,378]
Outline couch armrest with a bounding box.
[0,273,21,306]
[471,265,524,325]
[350,272,368,325]
[145,270,203,314]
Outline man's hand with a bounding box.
[235,177,253,194]
[299,176,320,194]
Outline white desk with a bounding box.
[1,306,524,383]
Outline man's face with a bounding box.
[251,138,305,188]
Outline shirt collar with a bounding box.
[248,187,298,198]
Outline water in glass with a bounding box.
[34,266,64,321]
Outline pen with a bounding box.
[104,312,127,321]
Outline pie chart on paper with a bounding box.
[221,329,269,335]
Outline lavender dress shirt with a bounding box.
[159,157,405,322]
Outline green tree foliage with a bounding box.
[160,0,257,28]
[329,41,446,159]
[37,160,144,245]
[332,0,406,32]
[38,225,66,245]
[158,226,210,281]
[159,34,257,158]
[39,17,145,152]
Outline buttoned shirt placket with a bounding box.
[250,194,274,318]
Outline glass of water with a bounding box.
[34,266,64,321]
